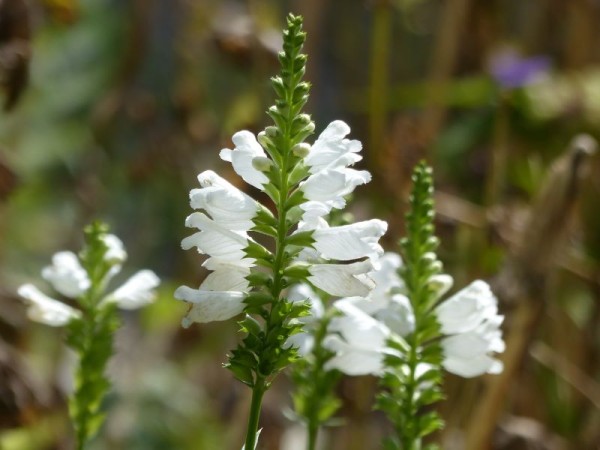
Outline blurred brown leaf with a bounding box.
[0,0,31,110]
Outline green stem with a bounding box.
[245,377,266,450]
[308,422,318,450]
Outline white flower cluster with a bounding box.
[18,235,160,326]
[175,120,387,326]
[291,253,505,379]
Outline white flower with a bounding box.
[181,212,251,262]
[310,219,387,262]
[435,280,497,334]
[308,260,374,297]
[174,287,245,327]
[102,234,127,265]
[324,300,391,376]
[300,168,371,210]
[17,284,81,326]
[17,242,159,327]
[298,201,330,231]
[41,251,90,298]
[334,253,413,338]
[304,120,362,173]
[175,258,251,327]
[436,280,505,378]
[190,170,258,231]
[441,316,505,378]
[103,270,160,310]
[299,120,370,211]
[220,131,269,190]
[373,294,414,337]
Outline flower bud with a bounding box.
[257,131,272,148]
[292,143,311,158]
[252,156,274,172]
[298,113,311,125]
[428,274,453,300]
[264,126,278,137]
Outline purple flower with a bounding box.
[489,50,551,89]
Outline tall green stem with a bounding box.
[245,377,266,450]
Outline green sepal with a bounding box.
[284,189,307,210]
[239,315,263,336]
[251,223,278,237]
[244,292,273,308]
[246,271,272,288]
[244,241,272,261]
[417,411,444,438]
[284,230,314,248]
[282,262,311,280]
[288,162,310,186]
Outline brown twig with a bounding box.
[464,134,598,450]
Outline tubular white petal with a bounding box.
[103,270,160,310]
[330,300,390,351]
[219,130,269,190]
[298,201,330,231]
[174,286,245,326]
[305,120,363,173]
[190,170,258,231]
[428,274,454,300]
[442,353,503,378]
[17,284,80,326]
[182,212,250,261]
[200,262,250,292]
[41,251,90,298]
[367,252,405,309]
[102,234,127,265]
[323,335,385,376]
[310,219,387,261]
[374,294,415,337]
[435,280,497,334]
[308,260,374,297]
[300,168,371,209]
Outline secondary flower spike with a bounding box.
[17,233,160,327]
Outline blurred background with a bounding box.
[0,0,599,449]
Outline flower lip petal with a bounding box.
[220,130,269,190]
[41,251,90,298]
[174,286,245,326]
[103,270,160,310]
[17,284,80,327]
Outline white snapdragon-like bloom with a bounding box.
[17,245,159,327]
[18,284,81,326]
[42,251,90,298]
[343,252,415,337]
[300,121,371,211]
[324,300,391,376]
[308,260,374,297]
[435,280,505,378]
[103,270,160,310]
[310,219,387,262]
[102,234,127,265]
[190,170,259,231]
[219,131,269,190]
[175,258,251,326]
[300,168,371,210]
[181,212,250,262]
[304,120,362,172]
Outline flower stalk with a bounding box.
[17,222,159,449]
